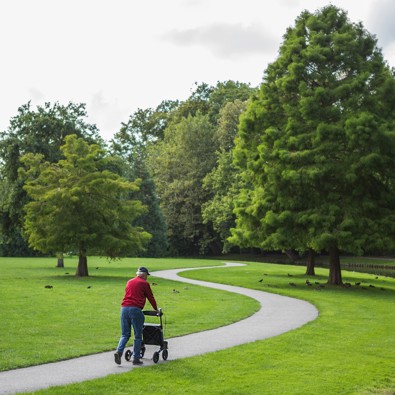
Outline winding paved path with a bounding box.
[0,263,318,394]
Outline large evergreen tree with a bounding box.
[230,5,395,284]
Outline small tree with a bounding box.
[19,135,151,276]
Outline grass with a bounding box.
[1,257,394,394]
[0,256,258,371]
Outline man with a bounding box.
[114,266,159,365]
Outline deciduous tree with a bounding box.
[148,113,217,255]
[0,101,103,256]
[20,135,150,276]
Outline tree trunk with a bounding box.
[76,248,89,277]
[305,249,315,276]
[56,252,64,268]
[327,245,342,285]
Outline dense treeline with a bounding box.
[0,81,256,261]
[1,5,395,284]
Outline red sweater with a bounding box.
[121,276,158,310]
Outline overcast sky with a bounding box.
[1,0,394,141]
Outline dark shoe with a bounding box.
[132,359,143,365]
[114,352,122,365]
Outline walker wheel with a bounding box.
[140,346,146,358]
[153,352,160,363]
[125,350,132,361]
[162,349,168,360]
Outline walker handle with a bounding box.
[143,309,163,316]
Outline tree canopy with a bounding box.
[0,102,103,256]
[112,81,256,256]
[19,135,151,276]
[148,113,218,255]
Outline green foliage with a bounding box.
[202,100,249,252]
[19,135,151,261]
[110,104,173,257]
[1,101,102,162]
[141,81,256,255]
[131,158,168,257]
[0,81,256,258]
[0,101,103,256]
[208,80,257,122]
[169,82,214,123]
[148,113,218,255]
[170,81,255,125]
[231,6,395,261]
[112,100,180,151]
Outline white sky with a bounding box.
[1,0,394,141]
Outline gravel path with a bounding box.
[0,262,318,394]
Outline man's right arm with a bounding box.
[145,283,158,311]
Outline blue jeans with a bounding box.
[116,307,145,359]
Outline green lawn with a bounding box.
[0,257,258,371]
[1,257,394,394]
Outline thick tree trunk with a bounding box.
[76,248,89,277]
[327,245,342,285]
[305,249,315,276]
